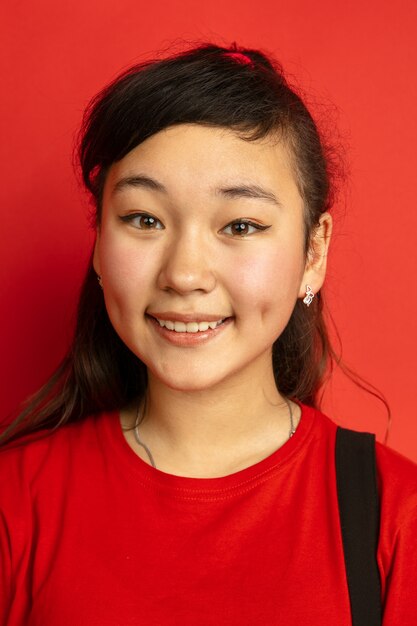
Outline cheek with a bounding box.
[98,232,155,314]
[228,246,304,321]
[100,235,140,281]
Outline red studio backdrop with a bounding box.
[1,1,416,460]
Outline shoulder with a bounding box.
[375,440,417,482]
[0,413,117,555]
[0,413,113,496]
[371,442,417,603]
[0,411,117,540]
[375,441,417,525]
[305,404,417,519]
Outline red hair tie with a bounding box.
[224,51,253,66]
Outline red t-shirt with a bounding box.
[1,402,417,625]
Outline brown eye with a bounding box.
[119,213,164,230]
[232,222,250,235]
[223,220,271,237]
[137,215,157,228]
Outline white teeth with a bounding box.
[155,318,225,332]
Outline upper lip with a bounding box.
[147,312,231,323]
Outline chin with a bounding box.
[149,366,228,393]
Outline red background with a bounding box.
[1,1,416,460]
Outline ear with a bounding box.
[298,212,333,299]
[92,233,101,276]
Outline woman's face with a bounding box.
[94,124,330,391]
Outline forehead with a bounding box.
[104,123,301,208]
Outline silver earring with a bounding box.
[97,274,103,289]
[303,284,314,306]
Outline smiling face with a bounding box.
[94,123,331,393]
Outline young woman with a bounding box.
[1,43,416,625]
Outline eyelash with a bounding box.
[119,213,271,237]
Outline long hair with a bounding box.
[0,42,389,446]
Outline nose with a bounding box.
[157,228,217,294]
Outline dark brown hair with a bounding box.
[0,42,389,446]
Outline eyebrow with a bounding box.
[216,184,282,207]
[111,174,282,207]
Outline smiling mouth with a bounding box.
[146,314,232,333]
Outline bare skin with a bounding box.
[119,387,302,478]
[94,124,332,477]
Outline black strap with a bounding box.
[335,427,382,626]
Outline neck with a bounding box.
[121,359,300,477]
